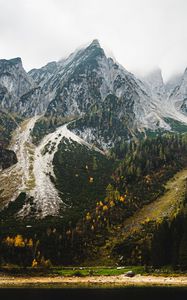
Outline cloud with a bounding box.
[0,0,187,80]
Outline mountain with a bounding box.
[44,41,170,132]
[142,68,166,100]
[28,61,58,88]
[1,41,187,145]
[30,41,187,150]
[0,57,33,100]
[1,39,187,268]
[0,58,40,116]
[30,40,175,148]
[140,68,187,131]
[168,68,187,114]
[1,40,187,212]
[165,73,182,95]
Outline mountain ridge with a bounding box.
[1,39,187,219]
[1,41,187,268]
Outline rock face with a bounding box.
[0,58,37,116]
[0,58,33,98]
[165,73,182,95]
[41,40,169,133]
[1,40,187,142]
[168,68,187,114]
[142,68,166,100]
[1,40,187,151]
[29,40,174,147]
[1,39,187,219]
[28,61,58,88]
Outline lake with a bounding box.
[1,287,187,300]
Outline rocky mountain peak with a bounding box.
[83,39,104,58]
[89,39,101,48]
[142,68,165,99]
[0,57,23,73]
[165,73,182,94]
[144,68,164,87]
[8,57,22,65]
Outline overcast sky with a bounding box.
[0,0,187,81]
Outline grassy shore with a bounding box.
[0,266,144,277]
[0,266,187,288]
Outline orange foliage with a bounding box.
[32,259,38,268]
[119,196,125,202]
[27,238,33,248]
[4,236,14,246]
[103,205,108,211]
[14,235,25,247]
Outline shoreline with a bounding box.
[1,274,187,288]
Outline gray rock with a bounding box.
[124,270,136,277]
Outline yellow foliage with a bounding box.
[156,217,162,224]
[4,236,14,246]
[103,205,108,211]
[119,196,125,202]
[32,255,52,269]
[109,200,115,207]
[32,259,38,268]
[99,201,103,206]
[14,235,25,247]
[27,238,33,248]
[86,212,91,221]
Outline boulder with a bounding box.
[124,270,136,277]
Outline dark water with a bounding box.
[1,287,187,300]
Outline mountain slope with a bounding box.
[1,39,187,219]
[1,40,187,149]
[169,68,187,114]
[0,115,107,218]
[31,40,176,148]
[0,58,40,116]
[90,168,187,265]
[1,41,187,267]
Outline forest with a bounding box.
[1,132,187,268]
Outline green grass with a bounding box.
[54,266,145,277]
[0,265,144,277]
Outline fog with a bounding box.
[0,0,187,81]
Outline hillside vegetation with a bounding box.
[1,132,187,268]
